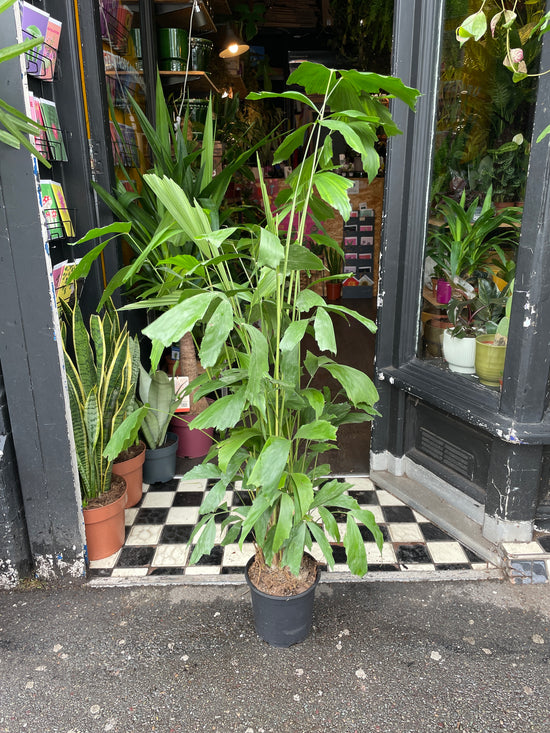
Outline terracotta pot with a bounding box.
[325,281,342,300]
[112,441,146,508]
[83,482,127,562]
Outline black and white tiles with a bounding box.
[88,476,507,580]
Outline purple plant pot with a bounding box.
[436,278,452,305]
[170,413,214,459]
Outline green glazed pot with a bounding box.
[475,334,506,387]
[189,37,213,71]
[157,28,188,64]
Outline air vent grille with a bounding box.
[418,427,475,480]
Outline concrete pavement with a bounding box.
[0,578,549,732]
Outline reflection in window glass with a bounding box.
[420,0,544,385]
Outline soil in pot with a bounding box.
[247,551,318,596]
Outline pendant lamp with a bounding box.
[218,24,249,58]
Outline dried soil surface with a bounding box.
[248,552,318,596]
[114,441,145,464]
[85,474,126,510]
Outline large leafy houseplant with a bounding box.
[139,62,419,589]
[427,187,522,283]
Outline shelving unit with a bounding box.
[159,69,220,93]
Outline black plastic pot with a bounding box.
[143,432,178,484]
[245,556,320,647]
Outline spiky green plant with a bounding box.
[60,297,140,505]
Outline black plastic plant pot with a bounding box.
[245,555,320,647]
[143,432,178,484]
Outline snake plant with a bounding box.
[60,298,140,505]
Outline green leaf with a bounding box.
[321,361,379,409]
[241,324,269,416]
[199,479,228,515]
[302,387,325,418]
[257,227,285,268]
[323,305,377,333]
[290,472,314,518]
[296,288,325,312]
[272,124,310,165]
[343,516,368,577]
[217,428,260,472]
[286,244,325,271]
[307,520,335,570]
[190,386,247,431]
[313,171,353,219]
[351,508,384,553]
[189,517,217,564]
[143,292,217,346]
[247,90,319,111]
[279,319,310,352]
[456,10,487,45]
[198,299,233,368]
[318,506,340,542]
[281,523,306,575]
[311,478,348,510]
[536,124,550,143]
[314,308,336,354]
[273,492,295,552]
[248,436,291,495]
[295,419,337,442]
[103,406,148,461]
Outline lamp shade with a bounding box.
[192,1,209,30]
[218,25,249,58]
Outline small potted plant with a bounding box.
[475,281,514,387]
[444,278,508,375]
[138,62,420,645]
[313,234,345,300]
[139,366,183,484]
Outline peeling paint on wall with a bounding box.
[0,559,19,588]
[34,552,86,580]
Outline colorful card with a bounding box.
[42,17,62,81]
[51,181,75,237]
[28,93,47,155]
[39,180,64,240]
[20,2,50,77]
[39,98,67,161]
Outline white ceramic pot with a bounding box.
[442,329,476,374]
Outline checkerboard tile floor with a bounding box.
[88,476,501,580]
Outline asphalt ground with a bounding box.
[1,578,549,732]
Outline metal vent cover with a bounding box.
[418,427,475,480]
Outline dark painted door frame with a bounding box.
[372,0,550,545]
[0,6,85,579]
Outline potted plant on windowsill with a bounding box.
[475,280,514,388]
[426,186,522,293]
[60,297,142,561]
[443,277,507,374]
[136,62,419,645]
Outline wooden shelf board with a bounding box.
[159,70,220,94]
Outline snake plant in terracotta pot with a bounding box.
[139,62,419,645]
[60,297,142,561]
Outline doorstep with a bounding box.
[88,476,505,587]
